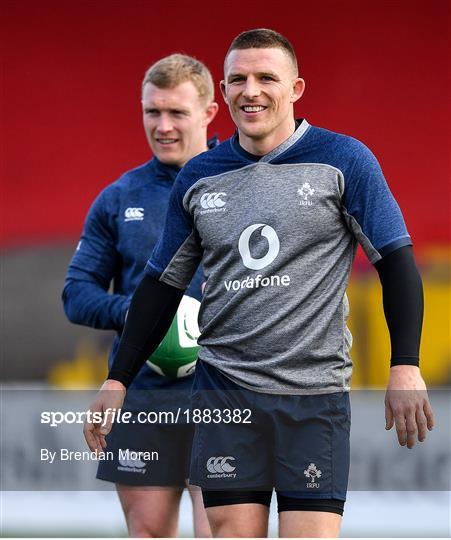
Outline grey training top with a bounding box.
[145,120,412,394]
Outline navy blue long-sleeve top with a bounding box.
[63,157,203,394]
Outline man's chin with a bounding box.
[157,157,184,167]
[238,124,268,141]
[152,148,184,167]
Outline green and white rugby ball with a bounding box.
[147,295,201,378]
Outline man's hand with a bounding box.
[83,379,126,453]
[385,365,434,449]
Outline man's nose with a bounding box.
[242,77,261,99]
[156,114,173,133]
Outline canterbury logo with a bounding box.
[118,456,146,469]
[124,207,144,221]
[200,193,226,209]
[206,456,236,474]
[238,224,280,270]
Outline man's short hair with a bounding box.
[142,53,214,104]
[225,28,298,74]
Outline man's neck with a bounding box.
[183,141,209,166]
[238,118,296,156]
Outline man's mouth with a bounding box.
[156,138,179,145]
[240,105,267,113]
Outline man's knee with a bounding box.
[123,505,178,537]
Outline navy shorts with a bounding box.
[97,404,194,487]
[189,360,350,501]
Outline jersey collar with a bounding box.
[230,119,310,162]
[152,157,180,182]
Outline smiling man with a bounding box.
[85,30,434,537]
[224,45,302,154]
[63,54,217,537]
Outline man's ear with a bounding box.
[203,101,219,127]
[220,81,228,105]
[291,78,305,103]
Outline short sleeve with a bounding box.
[145,172,203,289]
[341,141,412,263]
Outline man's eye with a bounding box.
[145,110,159,116]
[229,77,244,83]
[261,76,274,81]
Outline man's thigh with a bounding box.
[205,501,270,538]
[186,483,212,538]
[278,509,342,538]
[276,492,344,537]
[117,484,183,537]
[201,490,344,538]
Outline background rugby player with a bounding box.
[64,54,217,537]
[84,30,434,537]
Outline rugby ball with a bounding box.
[147,295,201,378]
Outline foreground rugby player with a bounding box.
[84,30,434,537]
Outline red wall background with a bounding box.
[2,0,450,248]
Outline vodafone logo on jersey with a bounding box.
[238,224,280,270]
[223,223,290,291]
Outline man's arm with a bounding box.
[63,280,130,331]
[108,274,184,385]
[62,191,130,331]
[339,138,434,448]
[83,274,184,453]
[83,165,203,453]
[374,245,434,448]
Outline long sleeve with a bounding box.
[374,245,423,366]
[62,190,130,331]
[108,274,184,386]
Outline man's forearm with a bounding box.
[374,245,423,366]
[62,280,130,331]
[107,274,184,387]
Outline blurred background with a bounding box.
[1,0,450,536]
